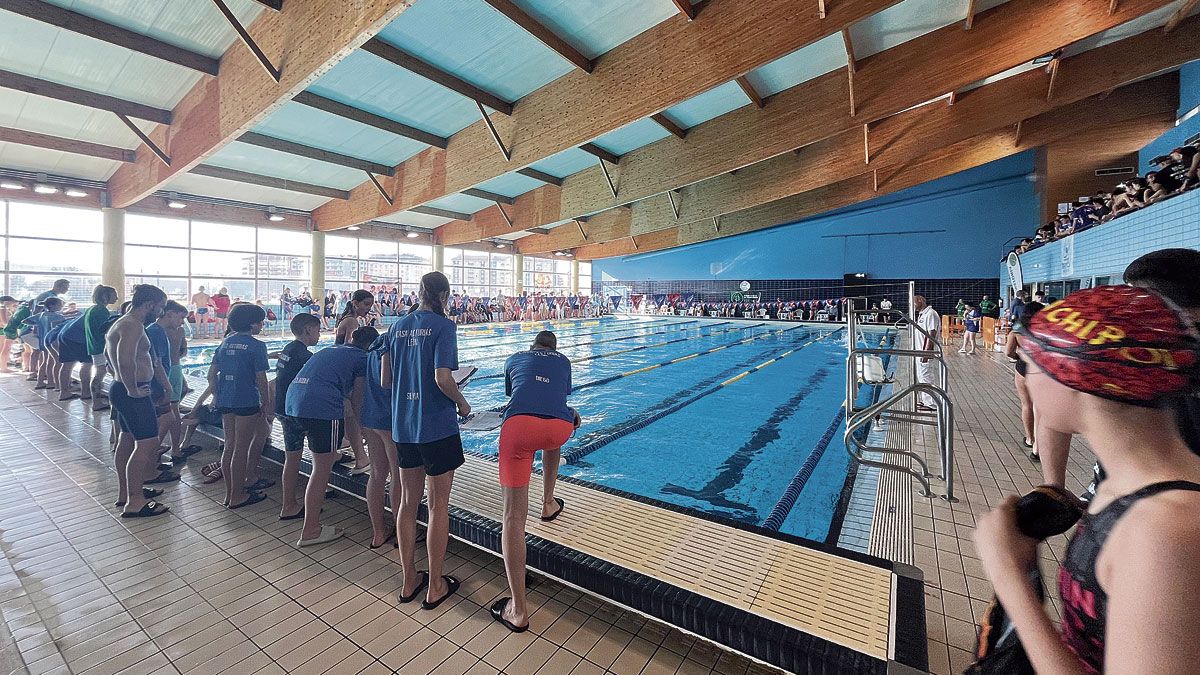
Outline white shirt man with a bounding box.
[880,298,893,312]
[914,295,940,409]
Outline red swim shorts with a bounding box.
[498,414,574,488]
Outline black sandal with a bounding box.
[121,501,169,518]
[1029,451,1041,462]
[490,598,529,633]
[540,497,565,522]
[279,508,304,521]
[145,470,180,484]
[421,575,460,610]
[399,571,429,604]
[229,491,267,509]
[115,487,164,508]
[369,531,396,550]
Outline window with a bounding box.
[523,255,572,293]
[191,221,255,251]
[444,247,512,298]
[7,202,102,241]
[580,261,592,294]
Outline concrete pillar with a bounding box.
[101,208,125,301]
[310,230,325,301]
[432,244,444,273]
[513,253,524,294]
[570,259,580,293]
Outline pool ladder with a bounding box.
[844,298,957,502]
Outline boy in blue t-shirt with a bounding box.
[208,303,270,509]
[146,302,190,466]
[274,312,321,521]
[286,325,376,548]
[30,297,65,390]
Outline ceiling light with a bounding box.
[347,225,360,231]
[553,251,564,257]
[65,188,88,198]
[494,242,506,249]
[406,231,419,238]
[33,184,59,194]
[167,200,187,209]
[0,181,25,190]
[267,207,285,222]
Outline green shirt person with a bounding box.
[979,296,997,317]
[955,299,966,318]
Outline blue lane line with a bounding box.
[761,408,846,531]
[561,327,844,464]
[457,318,687,353]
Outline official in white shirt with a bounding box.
[913,295,940,410]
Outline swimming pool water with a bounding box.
[185,316,891,544]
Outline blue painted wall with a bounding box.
[594,152,1039,282]
[1003,187,1200,291]
[1138,61,1200,170]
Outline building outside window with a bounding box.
[445,247,512,298]
[2,201,103,302]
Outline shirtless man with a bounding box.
[107,284,171,518]
[191,286,213,339]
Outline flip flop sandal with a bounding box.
[369,531,396,550]
[1029,451,1041,462]
[421,575,460,611]
[91,403,111,412]
[201,462,223,484]
[540,497,565,522]
[145,470,181,484]
[34,384,49,390]
[25,375,36,381]
[399,571,429,604]
[1022,438,1035,449]
[121,501,169,518]
[279,508,304,521]
[229,491,267,509]
[155,463,171,472]
[58,394,80,401]
[116,486,163,508]
[296,525,344,548]
[179,444,204,456]
[490,598,529,633]
[248,478,275,491]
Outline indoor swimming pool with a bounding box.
[183,315,891,544]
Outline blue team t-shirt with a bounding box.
[360,341,391,430]
[58,315,86,345]
[34,311,65,350]
[387,310,459,444]
[285,344,367,420]
[503,349,573,423]
[212,333,268,409]
[145,323,172,397]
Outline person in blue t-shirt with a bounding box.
[146,302,189,466]
[362,332,401,549]
[275,312,321,521]
[30,297,65,390]
[959,303,981,355]
[208,303,270,510]
[52,313,88,399]
[491,330,581,633]
[382,271,471,610]
[286,325,376,548]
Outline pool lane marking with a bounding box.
[470,321,733,380]
[761,407,847,531]
[561,327,845,464]
[458,316,665,343]
[456,317,683,352]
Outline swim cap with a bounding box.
[1017,285,1200,405]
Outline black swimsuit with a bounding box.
[1058,480,1200,673]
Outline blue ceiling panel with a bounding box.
[662,81,749,129]
[526,147,597,179]
[506,0,677,59]
[375,0,572,103]
[309,51,479,138]
[473,172,545,198]
[43,0,263,58]
[746,33,846,98]
[590,118,671,156]
[424,192,496,215]
[206,142,366,191]
[253,102,427,167]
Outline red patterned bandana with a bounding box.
[1017,285,1200,405]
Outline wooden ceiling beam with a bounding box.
[0,126,135,162]
[361,38,514,115]
[734,76,765,109]
[253,0,283,10]
[0,0,219,75]
[411,205,475,221]
[106,1,419,208]
[1164,0,1200,32]
[481,0,592,73]
[291,91,447,149]
[671,0,696,20]
[238,131,394,176]
[651,113,688,139]
[0,69,171,123]
[579,143,622,165]
[312,0,902,231]
[434,0,1180,244]
[462,187,516,205]
[965,0,979,29]
[517,167,563,186]
[189,164,350,199]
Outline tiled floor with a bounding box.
[905,346,1098,675]
[0,376,776,675]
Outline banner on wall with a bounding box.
[610,295,622,310]
[1061,235,1075,277]
[631,294,643,310]
[1006,252,1024,291]
[682,293,695,305]
[652,294,667,307]
[667,293,681,306]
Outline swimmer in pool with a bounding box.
[491,330,581,633]
[106,284,170,518]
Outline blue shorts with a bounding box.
[168,364,184,402]
[57,339,87,364]
[110,381,159,441]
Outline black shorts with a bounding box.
[398,434,465,477]
[110,381,159,441]
[279,415,306,453]
[287,417,345,454]
[218,406,260,417]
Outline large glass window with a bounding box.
[523,255,573,293]
[445,248,511,298]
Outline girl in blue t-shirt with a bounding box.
[361,333,400,549]
[208,303,270,509]
[960,303,981,355]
